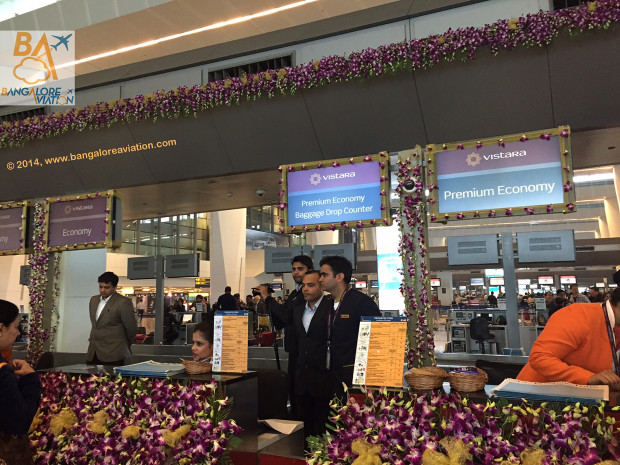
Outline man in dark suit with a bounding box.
[215,286,238,310]
[258,254,313,419]
[86,272,138,366]
[319,256,381,397]
[293,270,333,438]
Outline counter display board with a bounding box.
[352,316,407,388]
[427,126,575,221]
[212,311,248,373]
[45,191,121,252]
[0,203,28,255]
[279,152,391,233]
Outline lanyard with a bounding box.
[601,302,620,377]
[328,288,349,341]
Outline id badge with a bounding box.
[326,343,331,370]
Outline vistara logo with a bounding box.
[310,173,321,185]
[466,152,481,167]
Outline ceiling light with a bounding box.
[573,172,615,183]
[56,0,318,69]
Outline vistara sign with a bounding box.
[0,31,75,106]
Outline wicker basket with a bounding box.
[405,366,447,390]
[447,367,488,392]
[182,360,212,375]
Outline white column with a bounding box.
[55,248,107,353]
[0,255,30,311]
[603,197,620,238]
[305,230,339,246]
[210,209,247,299]
[598,217,610,239]
[435,271,454,306]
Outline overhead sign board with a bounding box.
[516,230,576,263]
[427,126,575,221]
[45,191,121,251]
[279,152,391,233]
[447,234,499,266]
[0,203,28,255]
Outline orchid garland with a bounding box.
[26,202,53,367]
[31,372,242,465]
[0,2,618,148]
[307,388,620,464]
[397,156,435,368]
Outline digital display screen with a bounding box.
[370,280,379,287]
[286,160,385,228]
[355,281,367,288]
[470,277,484,286]
[430,278,441,287]
[560,275,576,284]
[538,276,554,285]
[518,279,531,285]
[434,138,564,214]
[489,277,504,285]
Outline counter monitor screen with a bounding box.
[355,281,367,289]
[430,278,441,287]
[538,276,553,285]
[470,277,484,286]
[370,280,379,288]
[489,277,504,286]
[560,275,576,284]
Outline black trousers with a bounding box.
[287,351,299,419]
[297,390,331,439]
[86,353,124,366]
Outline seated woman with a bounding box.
[517,287,620,390]
[192,320,214,363]
[0,299,41,465]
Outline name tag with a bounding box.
[340,314,349,319]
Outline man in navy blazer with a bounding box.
[293,270,333,438]
[319,256,381,397]
[86,272,138,366]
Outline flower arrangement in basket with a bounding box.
[182,359,212,375]
[447,367,488,392]
[405,366,447,390]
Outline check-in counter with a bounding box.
[449,324,508,354]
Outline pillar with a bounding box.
[435,271,454,306]
[55,248,107,353]
[210,209,247,300]
[603,196,620,238]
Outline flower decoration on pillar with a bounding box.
[396,158,435,368]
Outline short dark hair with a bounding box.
[303,270,320,279]
[0,299,19,327]
[194,320,214,345]
[590,286,599,292]
[196,295,203,301]
[225,286,231,293]
[98,271,119,287]
[557,290,566,296]
[291,255,313,271]
[319,255,352,284]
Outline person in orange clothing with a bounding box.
[517,287,620,390]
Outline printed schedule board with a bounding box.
[0,204,28,255]
[353,316,408,388]
[427,126,575,221]
[212,311,248,373]
[280,153,391,233]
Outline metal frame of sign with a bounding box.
[426,126,576,222]
[44,190,121,252]
[278,151,392,234]
[0,202,29,256]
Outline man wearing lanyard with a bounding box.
[293,270,333,438]
[319,255,381,398]
[258,254,313,419]
[517,287,620,390]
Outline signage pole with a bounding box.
[154,255,165,345]
[501,232,520,349]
